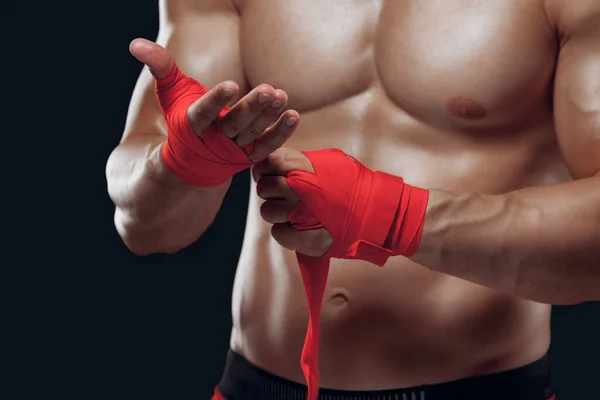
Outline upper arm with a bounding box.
[121,0,248,142]
[549,0,600,179]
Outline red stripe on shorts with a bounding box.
[211,387,226,400]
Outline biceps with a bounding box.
[554,35,600,179]
[158,12,247,91]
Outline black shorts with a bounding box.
[216,350,555,400]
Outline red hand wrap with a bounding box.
[156,64,254,187]
[285,149,429,400]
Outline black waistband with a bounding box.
[217,350,553,400]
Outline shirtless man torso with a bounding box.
[107,0,600,398]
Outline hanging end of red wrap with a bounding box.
[301,364,320,400]
[296,253,330,400]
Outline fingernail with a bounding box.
[258,93,272,103]
[286,117,298,127]
[270,100,283,108]
[222,88,235,98]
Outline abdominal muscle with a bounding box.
[228,90,555,390]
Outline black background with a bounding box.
[36,1,599,399]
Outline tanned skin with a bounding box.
[107,0,600,391]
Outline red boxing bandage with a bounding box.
[156,64,254,187]
[285,149,429,400]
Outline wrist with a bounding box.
[325,171,429,264]
[384,177,429,258]
[150,141,232,192]
[406,189,453,266]
[410,190,508,267]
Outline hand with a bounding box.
[129,38,299,162]
[253,148,334,257]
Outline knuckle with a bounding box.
[260,202,274,222]
[261,177,288,198]
[277,177,292,196]
[282,149,292,163]
[273,175,286,187]
[248,126,264,137]
[320,230,333,251]
[188,104,214,122]
[280,149,294,168]
[256,178,268,197]
[265,177,280,191]
[306,232,320,250]
[250,98,267,112]
[269,148,287,165]
[308,230,329,253]
[270,224,282,243]
[264,104,283,115]
[270,130,290,145]
[248,148,266,163]
[251,166,261,182]
[223,122,241,134]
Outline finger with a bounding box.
[220,84,276,138]
[235,89,288,147]
[187,81,239,136]
[254,146,314,176]
[260,200,297,224]
[129,38,174,80]
[251,166,261,183]
[256,176,298,200]
[248,111,300,162]
[271,224,332,257]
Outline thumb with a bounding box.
[255,148,315,176]
[129,38,174,80]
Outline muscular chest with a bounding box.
[237,0,557,128]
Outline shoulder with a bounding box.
[544,0,600,42]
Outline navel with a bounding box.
[330,289,350,305]
[446,96,487,120]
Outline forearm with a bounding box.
[106,136,230,255]
[411,175,600,304]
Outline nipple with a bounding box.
[446,96,487,120]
